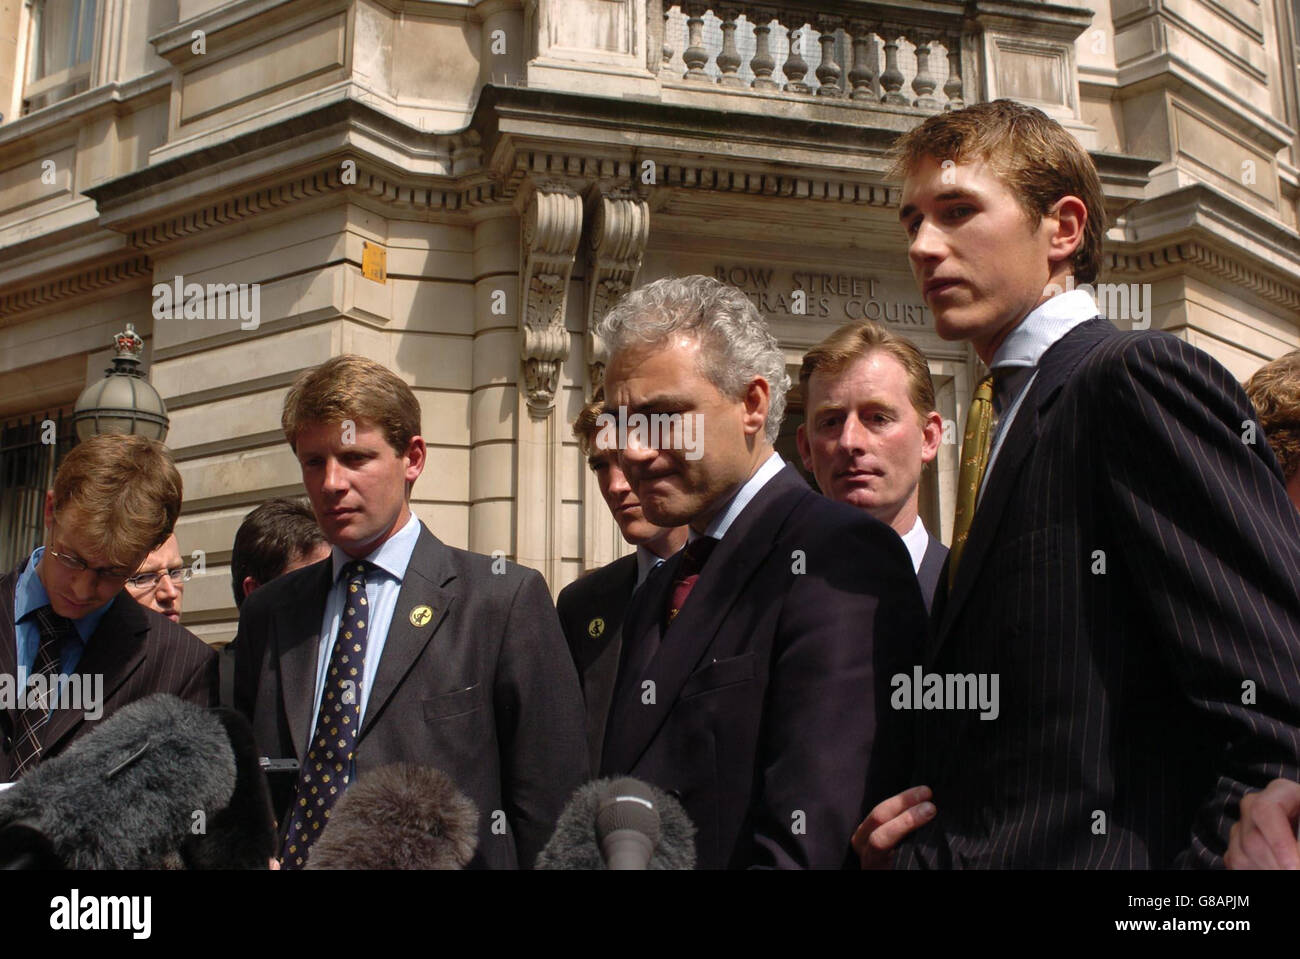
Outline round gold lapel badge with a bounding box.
[410,605,433,627]
[587,617,605,638]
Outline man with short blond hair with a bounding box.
[0,434,217,780]
[234,353,587,869]
[797,322,946,607]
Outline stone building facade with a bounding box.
[1,0,1297,649]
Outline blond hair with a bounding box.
[571,392,607,459]
[281,355,420,454]
[800,322,937,421]
[1246,350,1300,481]
[890,99,1107,286]
[51,434,183,569]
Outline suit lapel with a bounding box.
[275,560,333,762]
[359,524,454,740]
[932,318,1117,658]
[40,592,147,756]
[601,465,807,773]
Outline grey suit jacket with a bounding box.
[233,521,589,869]
[0,565,218,781]
[556,553,638,772]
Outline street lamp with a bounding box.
[72,323,170,442]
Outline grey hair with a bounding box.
[596,274,790,444]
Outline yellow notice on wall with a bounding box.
[362,242,387,284]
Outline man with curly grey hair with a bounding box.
[595,274,928,869]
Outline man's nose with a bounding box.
[607,465,632,494]
[839,415,869,456]
[156,572,179,600]
[909,218,947,265]
[322,458,347,492]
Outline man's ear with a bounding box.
[741,377,771,439]
[42,490,55,529]
[1047,195,1087,269]
[241,576,260,599]
[920,411,943,464]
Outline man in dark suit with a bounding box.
[1,435,218,781]
[596,275,929,869]
[854,99,1300,869]
[233,355,586,869]
[556,396,687,770]
[796,322,948,609]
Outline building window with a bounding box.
[0,409,76,571]
[22,0,98,115]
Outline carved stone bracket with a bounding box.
[584,193,650,397]
[520,185,584,414]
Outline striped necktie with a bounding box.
[280,560,373,869]
[11,606,74,779]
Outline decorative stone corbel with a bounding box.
[584,192,650,397]
[520,184,584,414]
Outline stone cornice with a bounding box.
[1107,240,1300,313]
[0,254,152,320]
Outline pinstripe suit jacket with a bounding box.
[898,318,1300,869]
[0,565,219,781]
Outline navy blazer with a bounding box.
[899,319,1300,868]
[600,464,929,868]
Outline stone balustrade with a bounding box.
[658,3,966,111]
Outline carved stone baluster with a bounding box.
[815,17,843,97]
[846,22,878,101]
[783,21,811,94]
[912,35,939,110]
[750,8,779,91]
[944,35,965,108]
[682,2,711,82]
[661,5,676,78]
[879,31,907,105]
[717,7,744,87]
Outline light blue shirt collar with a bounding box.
[697,451,785,542]
[635,544,672,588]
[989,289,1099,372]
[328,511,420,584]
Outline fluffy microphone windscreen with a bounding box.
[536,777,696,870]
[0,694,236,869]
[180,707,278,869]
[306,763,479,870]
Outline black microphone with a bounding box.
[0,694,242,869]
[306,764,478,869]
[536,776,696,870]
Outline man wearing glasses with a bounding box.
[0,434,218,781]
[125,534,190,624]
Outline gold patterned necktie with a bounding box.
[948,372,996,591]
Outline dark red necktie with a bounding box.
[666,537,718,624]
